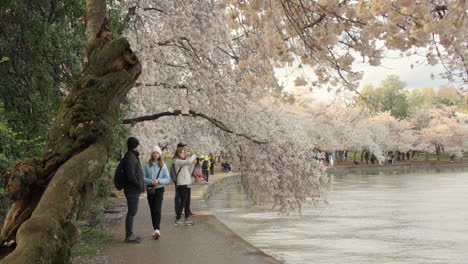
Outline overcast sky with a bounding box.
[356,55,449,90]
[277,54,453,104]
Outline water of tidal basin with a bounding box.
[208,166,468,264]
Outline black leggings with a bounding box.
[147,187,164,230]
[176,185,191,220]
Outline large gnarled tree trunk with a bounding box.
[0,0,141,262]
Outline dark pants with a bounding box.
[210,167,214,176]
[176,185,191,220]
[174,185,179,215]
[124,191,140,238]
[147,187,164,230]
[202,169,209,182]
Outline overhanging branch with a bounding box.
[123,110,267,144]
[143,7,164,13]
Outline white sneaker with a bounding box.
[175,218,185,226]
[152,229,160,239]
[185,217,194,226]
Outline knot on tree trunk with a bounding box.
[3,158,44,201]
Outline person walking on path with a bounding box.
[201,155,211,183]
[143,145,170,240]
[209,153,216,176]
[174,146,197,226]
[122,137,145,243]
[192,157,204,183]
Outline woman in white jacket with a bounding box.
[174,147,196,226]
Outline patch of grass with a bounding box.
[71,244,98,255]
[71,223,114,256]
[80,225,114,242]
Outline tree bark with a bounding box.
[0,0,141,262]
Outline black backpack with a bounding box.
[202,160,209,170]
[114,160,125,191]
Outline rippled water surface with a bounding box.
[209,166,468,264]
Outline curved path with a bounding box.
[92,173,280,264]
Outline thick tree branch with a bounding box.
[123,110,267,144]
[85,0,107,47]
[143,7,165,13]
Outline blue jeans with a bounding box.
[202,169,209,182]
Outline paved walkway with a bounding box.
[95,172,280,264]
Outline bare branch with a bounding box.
[217,46,239,63]
[123,110,267,144]
[143,7,165,13]
[143,82,188,90]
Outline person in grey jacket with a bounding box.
[173,147,196,226]
[122,137,144,243]
[143,145,170,239]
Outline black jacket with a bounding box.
[122,150,144,194]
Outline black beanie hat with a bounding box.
[127,137,139,150]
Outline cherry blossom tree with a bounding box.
[417,106,464,159]
[221,0,467,93]
[370,111,416,154]
[114,0,329,213]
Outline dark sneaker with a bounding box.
[125,234,142,243]
[175,218,185,226]
[185,217,194,226]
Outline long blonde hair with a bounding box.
[149,152,164,167]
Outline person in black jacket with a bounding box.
[209,153,215,176]
[122,137,144,243]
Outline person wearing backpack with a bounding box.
[143,145,170,240]
[209,153,216,176]
[121,137,144,243]
[201,155,211,183]
[173,146,196,226]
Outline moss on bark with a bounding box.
[0,33,141,262]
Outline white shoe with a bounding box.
[185,217,194,226]
[175,219,185,226]
[152,229,160,239]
